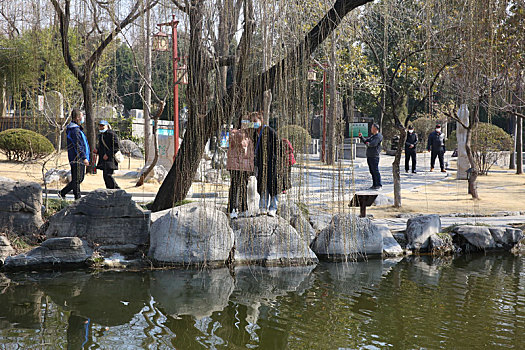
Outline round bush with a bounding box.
[0,128,55,161]
[278,125,312,153]
[472,123,512,175]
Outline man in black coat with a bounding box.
[94,120,121,189]
[427,124,446,172]
[359,123,383,190]
[252,113,282,217]
[405,125,418,173]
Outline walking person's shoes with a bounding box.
[441,169,447,173]
[258,209,268,216]
[412,170,417,174]
[371,186,382,191]
[430,168,434,172]
[268,209,277,217]
[58,192,66,200]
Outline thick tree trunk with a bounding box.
[392,127,405,207]
[81,73,95,156]
[517,116,523,174]
[151,0,373,212]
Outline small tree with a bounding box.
[472,123,512,175]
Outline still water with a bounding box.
[1,254,524,349]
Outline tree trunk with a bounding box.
[143,0,152,164]
[517,115,523,174]
[81,73,95,156]
[465,128,479,199]
[136,102,165,186]
[392,127,405,207]
[151,0,374,212]
[326,32,337,165]
[510,115,516,169]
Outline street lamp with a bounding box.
[308,64,327,162]
[153,15,187,157]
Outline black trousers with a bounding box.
[405,149,417,172]
[103,169,120,189]
[430,149,445,171]
[60,162,85,199]
[367,157,381,187]
[228,170,249,213]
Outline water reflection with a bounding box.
[0,255,524,349]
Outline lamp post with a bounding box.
[308,63,328,162]
[153,15,187,157]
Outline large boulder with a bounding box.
[231,216,318,266]
[453,225,523,251]
[428,233,455,255]
[0,235,15,264]
[119,140,143,158]
[138,165,168,183]
[43,168,71,184]
[46,189,150,255]
[149,202,234,266]
[406,214,441,251]
[376,224,403,257]
[310,214,383,261]
[279,201,317,244]
[0,180,43,235]
[3,237,90,270]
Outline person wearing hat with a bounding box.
[59,108,90,200]
[94,120,121,189]
[427,124,446,172]
[405,125,418,173]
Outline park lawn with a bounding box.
[368,166,525,218]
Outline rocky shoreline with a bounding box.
[1,179,524,272]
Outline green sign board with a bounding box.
[349,122,369,137]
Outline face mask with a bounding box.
[408,130,413,133]
[436,128,441,133]
[79,117,85,124]
[99,128,107,133]
[253,122,261,129]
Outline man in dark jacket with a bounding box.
[427,124,446,172]
[405,125,418,173]
[253,113,282,217]
[359,123,383,190]
[94,120,121,189]
[59,109,90,200]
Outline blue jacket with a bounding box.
[66,122,90,163]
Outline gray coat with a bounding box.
[360,133,383,158]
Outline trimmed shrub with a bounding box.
[279,125,312,153]
[0,128,55,161]
[472,123,512,175]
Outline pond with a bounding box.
[1,254,524,349]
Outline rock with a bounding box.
[150,268,234,319]
[138,165,168,183]
[428,233,455,255]
[376,224,403,256]
[309,212,333,232]
[115,170,140,179]
[231,216,318,266]
[489,227,524,247]
[3,237,90,270]
[119,140,143,158]
[406,214,441,251]
[279,201,317,243]
[372,194,394,206]
[311,214,383,260]
[0,180,44,235]
[396,213,421,219]
[0,235,15,264]
[392,232,407,249]
[149,202,234,266]
[46,189,150,255]
[511,238,525,254]
[44,169,71,184]
[454,225,496,250]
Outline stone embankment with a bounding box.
[0,178,523,271]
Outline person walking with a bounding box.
[226,116,255,219]
[359,123,383,190]
[253,112,282,217]
[427,123,446,172]
[94,120,121,189]
[405,125,418,173]
[59,109,90,200]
